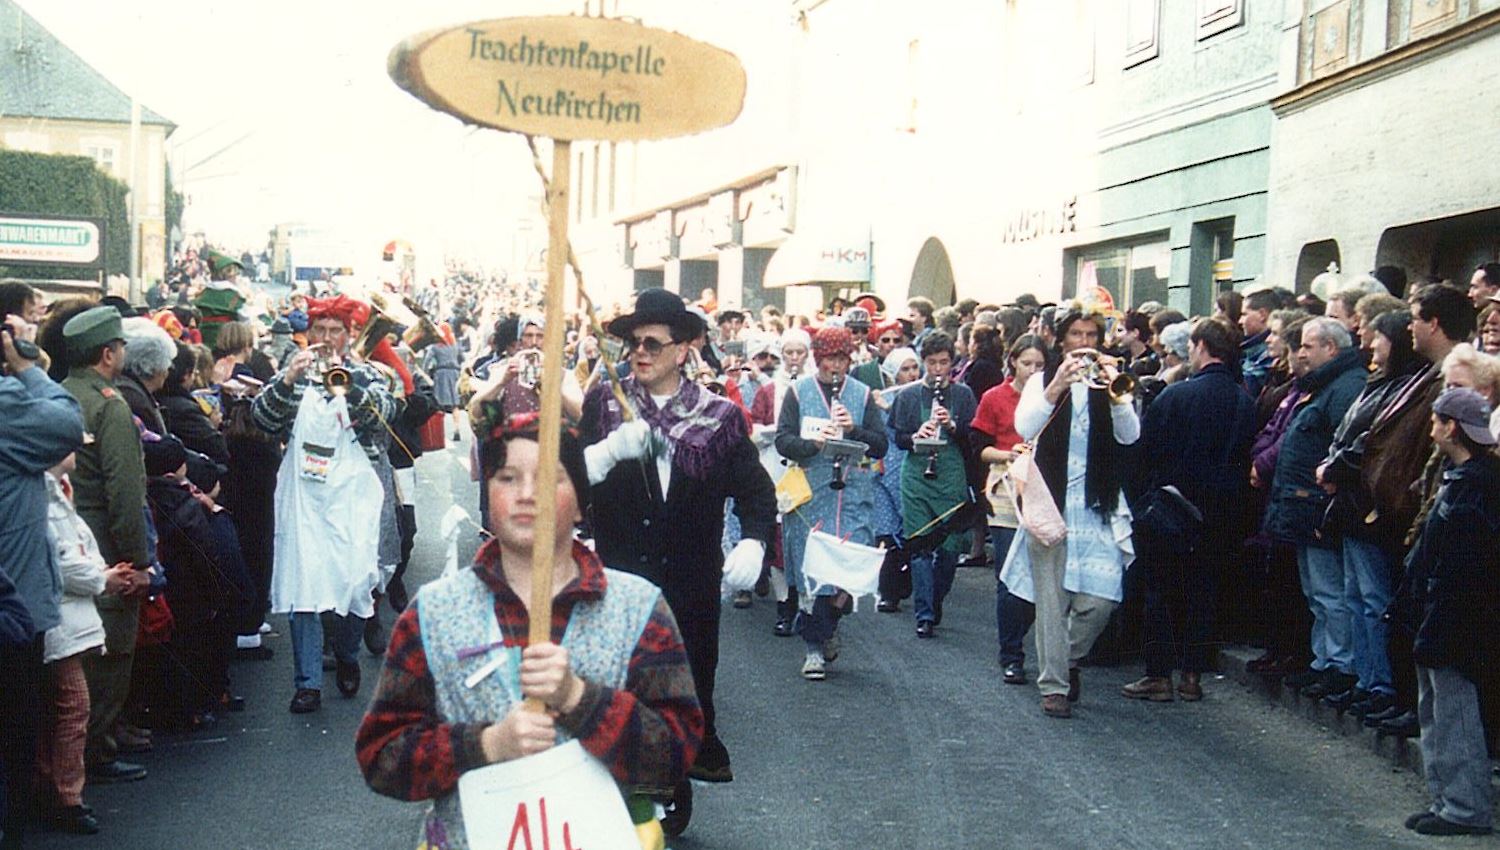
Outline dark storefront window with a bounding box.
[1073,237,1170,309]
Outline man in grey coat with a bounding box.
[0,313,84,848]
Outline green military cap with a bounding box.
[62,305,126,351]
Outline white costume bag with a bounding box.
[270,389,383,618]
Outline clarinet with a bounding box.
[828,376,848,491]
[923,377,947,480]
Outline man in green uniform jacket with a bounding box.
[60,306,153,785]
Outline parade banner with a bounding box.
[458,740,638,850]
[388,15,746,141]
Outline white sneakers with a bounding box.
[801,651,826,680]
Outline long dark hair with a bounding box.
[1006,333,1052,378]
[1370,310,1421,380]
[971,325,1004,365]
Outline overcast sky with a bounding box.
[16,0,783,265]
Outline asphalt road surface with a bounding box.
[31,433,1449,850]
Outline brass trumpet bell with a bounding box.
[323,364,352,395]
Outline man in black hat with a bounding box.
[580,288,776,836]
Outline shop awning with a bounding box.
[762,226,871,289]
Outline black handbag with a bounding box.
[1134,485,1204,554]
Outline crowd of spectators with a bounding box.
[4,257,1500,843]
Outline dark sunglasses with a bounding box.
[878,336,901,344]
[626,335,675,355]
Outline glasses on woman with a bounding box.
[626,335,674,356]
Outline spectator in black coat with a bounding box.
[159,343,229,466]
[1123,318,1257,703]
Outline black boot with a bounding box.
[660,779,693,837]
[773,597,794,637]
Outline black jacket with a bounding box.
[1397,454,1500,682]
[580,387,776,609]
[1136,361,1257,525]
[159,392,230,466]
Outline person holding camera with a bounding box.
[1,310,86,845]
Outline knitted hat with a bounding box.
[811,326,854,360]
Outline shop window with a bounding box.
[1124,0,1161,68]
[1074,237,1170,309]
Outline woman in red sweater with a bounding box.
[971,334,1049,685]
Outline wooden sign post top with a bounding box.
[389,14,744,664]
[389,15,746,142]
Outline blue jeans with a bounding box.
[798,595,840,650]
[911,548,956,624]
[290,611,362,691]
[1296,543,1352,673]
[1342,536,1394,695]
[990,528,1033,664]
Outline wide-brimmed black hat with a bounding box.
[607,288,705,341]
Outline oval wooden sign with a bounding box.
[389,16,746,142]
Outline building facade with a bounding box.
[1265,0,1500,292]
[0,0,175,289]
[567,1,1284,316]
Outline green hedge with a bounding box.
[0,149,128,280]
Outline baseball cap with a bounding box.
[1433,387,1498,446]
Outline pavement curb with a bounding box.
[1216,645,1424,775]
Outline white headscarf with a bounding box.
[777,328,811,358]
[882,346,919,381]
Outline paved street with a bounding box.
[31,436,1454,850]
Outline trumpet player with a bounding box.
[890,331,977,639]
[999,305,1139,719]
[250,295,397,714]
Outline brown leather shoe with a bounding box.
[1178,672,1204,702]
[1041,694,1072,718]
[1121,675,1175,702]
[1067,667,1081,703]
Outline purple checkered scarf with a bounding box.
[598,375,747,481]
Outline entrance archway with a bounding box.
[1294,240,1341,295]
[908,237,956,306]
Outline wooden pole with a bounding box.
[526,139,572,680]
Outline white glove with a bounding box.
[751,424,776,447]
[722,539,766,591]
[585,419,653,485]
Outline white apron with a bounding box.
[269,388,382,617]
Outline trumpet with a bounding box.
[685,347,726,395]
[1072,349,1137,400]
[309,343,352,395]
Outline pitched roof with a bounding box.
[0,0,174,130]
